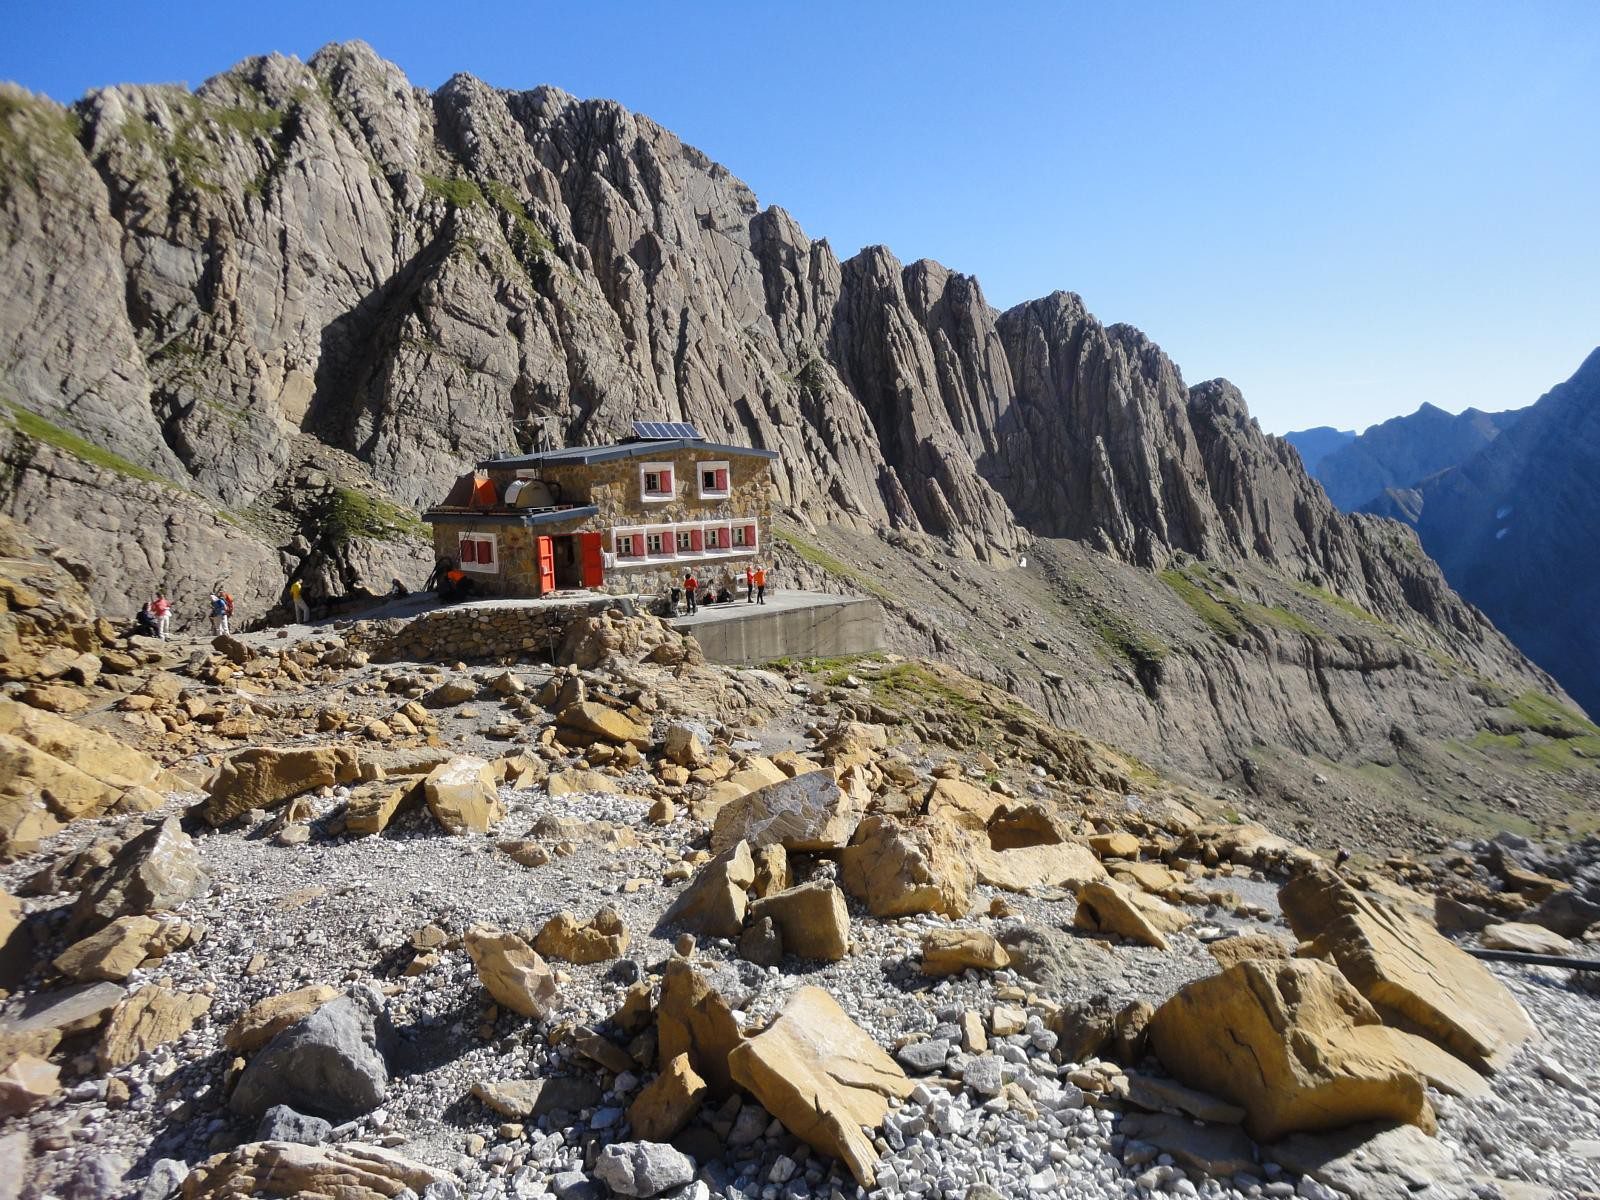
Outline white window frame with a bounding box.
[697,460,732,500]
[639,461,676,503]
[607,519,757,567]
[458,531,500,574]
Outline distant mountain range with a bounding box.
[1288,351,1600,715]
[1287,404,1524,510]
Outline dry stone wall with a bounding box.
[370,597,632,662]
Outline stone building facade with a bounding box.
[421,430,777,600]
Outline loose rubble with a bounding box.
[0,584,1596,1200]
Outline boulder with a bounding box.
[0,697,179,795]
[920,929,1010,976]
[923,777,1005,828]
[840,815,975,918]
[1280,866,1536,1069]
[471,1076,602,1120]
[737,917,783,967]
[343,783,414,836]
[1089,831,1140,858]
[1118,1112,1257,1178]
[178,1141,455,1200]
[421,679,477,708]
[556,701,649,746]
[592,1141,696,1198]
[547,768,621,798]
[662,723,709,768]
[656,958,744,1096]
[0,1053,58,1117]
[973,840,1107,893]
[224,985,342,1054]
[710,770,862,854]
[628,1053,708,1142]
[748,880,850,961]
[1206,932,1292,971]
[0,981,124,1060]
[1072,879,1191,949]
[1267,1120,1473,1200]
[423,757,504,834]
[98,985,212,1069]
[534,907,629,963]
[1147,958,1437,1141]
[464,926,558,1019]
[0,734,120,834]
[752,843,788,898]
[228,991,389,1121]
[727,986,913,1188]
[701,757,789,810]
[70,817,207,935]
[1481,921,1574,956]
[0,888,26,989]
[202,746,359,825]
[256,1105,333,1145]
[659,842,754,939]
[54,914,199,982]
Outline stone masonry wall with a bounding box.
[370,596,634,662]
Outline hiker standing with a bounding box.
[222,589,235,634]
[745,566,755,603]
[151,592,172,641]
[754,566,767,606]
[209,590,228,636]
[289,578,310,624]
[684,571,698,615]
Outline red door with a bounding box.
[537,536,555,595]
[579,532,605,588]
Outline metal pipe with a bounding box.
[1466,947,1600,971]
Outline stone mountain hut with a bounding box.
[422,422,777,598]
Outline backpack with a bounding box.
[223,593,234,616]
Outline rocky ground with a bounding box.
[3,516,1600,1200]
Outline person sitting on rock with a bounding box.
[133,602,157,639]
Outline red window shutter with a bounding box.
[660,468,673,493]
[745,524,757,548]
[478,539,494,565]
[460,538,476,563]
[691,528,703,551]
[715,468,728,491]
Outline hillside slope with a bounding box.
[0,43,1592,835]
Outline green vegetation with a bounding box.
[771,528,891,601]
[3,402,172,487]
[422,173,486,209]
[323,486,427,546]
[0,93,85,194]
[1292,580,1386,627]
[1161,562,1327,644]
[213,105,284,139]
[766,651,886,676]
[1506,690,1600,739]
[1080,601,1168,671]
[483,179,554,257]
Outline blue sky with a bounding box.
[5,1,1597,434]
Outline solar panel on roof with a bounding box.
[631,420,703,441]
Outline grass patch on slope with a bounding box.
[771,528,891,601]
[4,403,172,486]
[324,486,426,546]
[423,173,486,209]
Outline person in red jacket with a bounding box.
[151,591,172,641]
[683,572,699,615]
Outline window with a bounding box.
[697,460,731,499]
[705,525,725,551]
[676,529,695,553]
[639,462,675,502]
[646,531,665,556]
[614,530,643,558]
[732,525,748,547]
[458,532,498,573]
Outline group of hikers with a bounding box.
[132,585,237,641]
[676,565,768,615]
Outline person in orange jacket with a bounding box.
[753,566,767,605]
